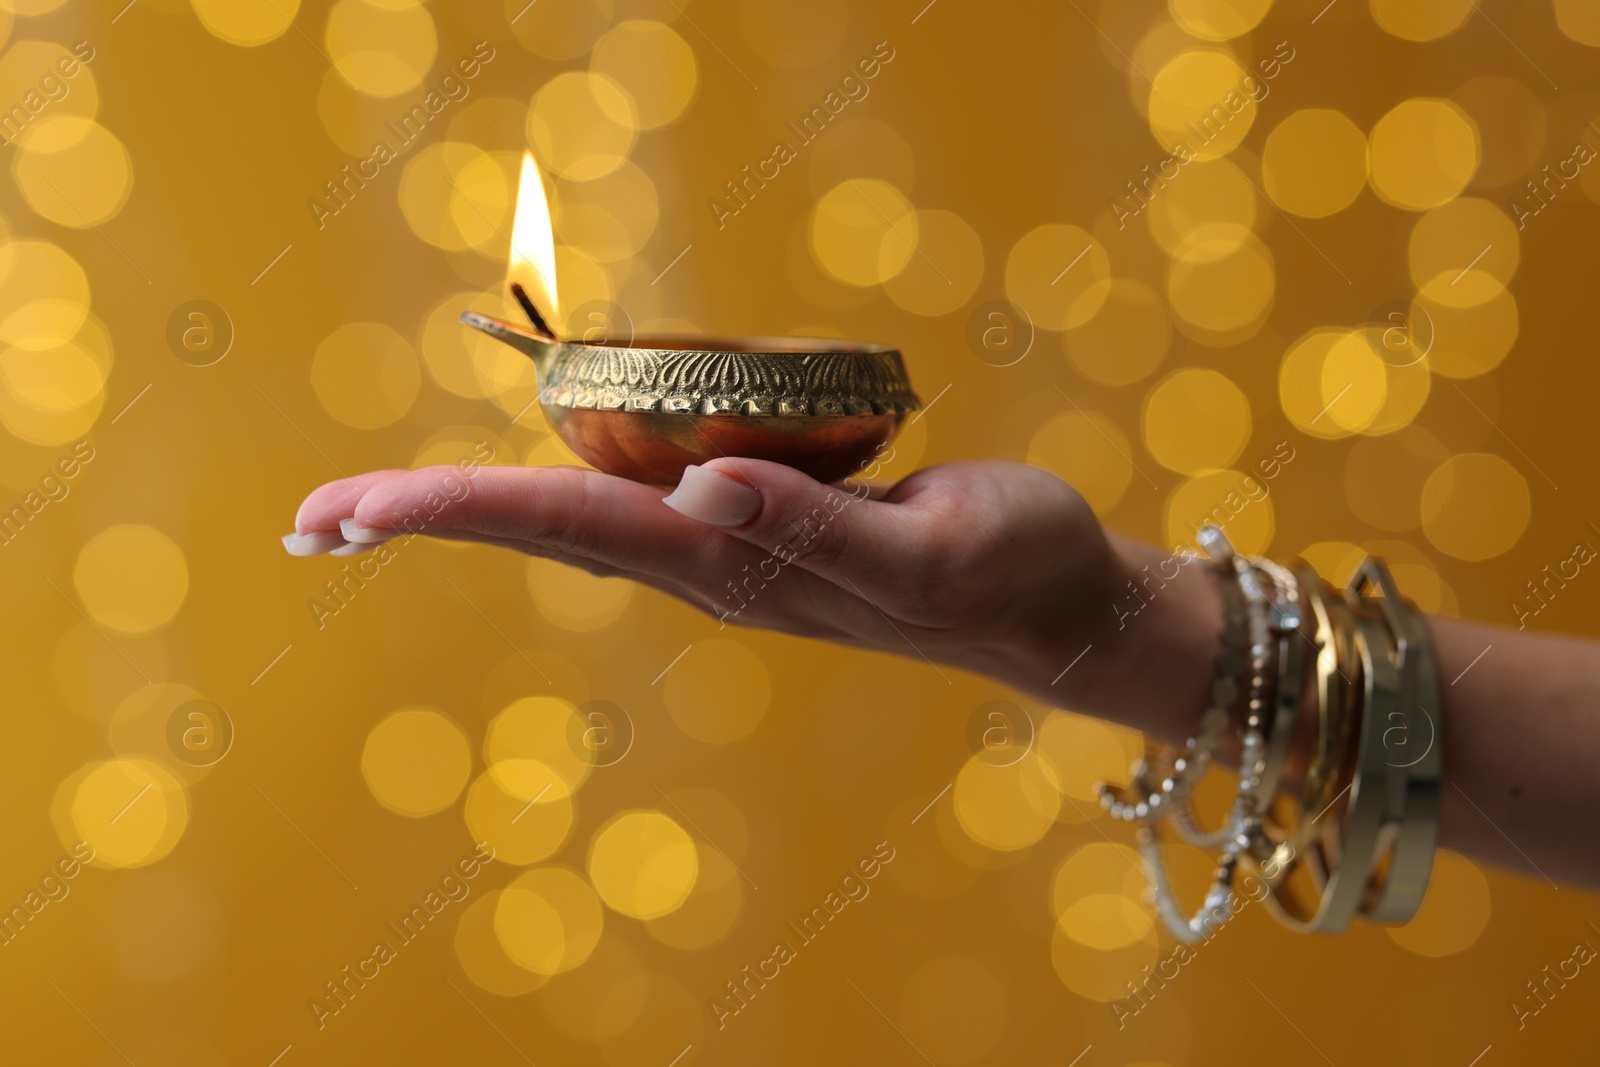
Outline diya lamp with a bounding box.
[461,154,920,488]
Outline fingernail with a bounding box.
[340,518,394,544]
[328,541,371,556]
[282,531,346,556]
[662,465,760,527]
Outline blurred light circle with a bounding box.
[1451,77,1547,188]
[1361,341,1432,436]
[896,957,1008,1066]
[1370,0,1472,40]
[1281,328,1366,439]
[487,696,593,793]
[1319,329,1389,433]
[0,239,89,349]
[1034,711,1139,806]
[191,0,300,47]
[361,708,471,817]
[740,0,848,70]
[310,322,421,430]
[13,118,133,227]
[325,0,437,98]
[1385,850,1491,955]
[1145,156,1257,260]
[663,638,771,744]
[882,209,984,317]
[1263,109,1368,217]
[1167,233,1274,334]
[67,758,187,867]
[1165,469,1275,554]
[1408,198,1518,299]
[808,118,917,198]
[449,149,518,256]
[1343,426,1450,531]
[1369,98,1479,210]
[555,160,660,264]
[507,0,613,60]
[1004,224,1111,331]
[952,751,1061,851]
[1556,0,1600,45]
[454,890,550,996]
[0,41,99,149]
[1169,0,1274,40]
[74,525,188,634]
[526,72,638,181]
[591,20,697,129]
[0,337,103,412]
[537,935,648,1040]
[526,555,633,632]
[1052,918,1158,1002]
[313,65,391,156]
[810,179,919,287]
[1143,368,1251,475]
[495,866,604,974]
[1065,279,1170,386]
[644,843,744,950]
[398,141,493,252]
[1414,282,1518,379]
[587,810,698,919]
[1027,410,1134,516]
[1416,264,1504,312]
[464,764,575,866]
[1421,452,1530,560]
[2,0,68,13]
[1149,50,1256,161]
[1053,843,1149,910]
[1058,893,1153,950]
[420,291,503,399]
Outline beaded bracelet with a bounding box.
[1105,543,1442,940]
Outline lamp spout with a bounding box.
[460,311,558,381]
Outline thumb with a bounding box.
[661,457,912,592]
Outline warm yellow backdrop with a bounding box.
[2,0,1597,1064]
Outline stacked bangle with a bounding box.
[1103,527,1443,939]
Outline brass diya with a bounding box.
[461,311,920,487]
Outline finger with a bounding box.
[294,469,411,535]
[660,458,918,595]
[342,465,836,613]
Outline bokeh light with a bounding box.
[1263,109,1368,217]
[1384,850,1492,955]
[361,708,472,817]
[662,639,771,744]
[590,20,697,130]
[1421,452,1531,560]
[310,322,421,430]
[73,525,188,634]
[1369,98,1479,210]
[587,810,698,919]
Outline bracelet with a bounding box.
[1099,526,1248,823]
[1104,543,1443,940]
[1352,559,1443,924]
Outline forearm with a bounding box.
[1016,535,1600,891]
[1431,615,1600,889]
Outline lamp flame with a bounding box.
[508,151,559,330]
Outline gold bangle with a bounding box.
[1259,570,1360,931]
[1351,559,1443,924]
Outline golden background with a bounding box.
[2,0,1597,1063]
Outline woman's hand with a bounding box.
[286,458,1220,741]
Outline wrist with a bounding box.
[1077,534,1224,745]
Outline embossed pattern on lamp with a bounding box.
[464,154,920,487]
